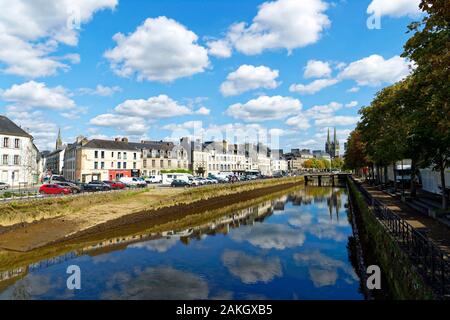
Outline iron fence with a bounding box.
[351,177,450,298]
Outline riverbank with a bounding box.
[0,177,304,252]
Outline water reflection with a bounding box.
[0,186,366,300]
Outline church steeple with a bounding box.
[56,128,63,150]
[327,128,330,144]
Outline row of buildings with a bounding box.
[0,115,340,185]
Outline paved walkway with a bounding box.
[361,182,450,255]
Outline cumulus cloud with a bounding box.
[222,250,282,284]
[345,101,358,108]
[104,17,210,82]
[315,115,360,127]
[102,267,209,300]
[0,0,117,78]
[304,60,332,79]
[289,78,339,95]
[226,95,302,122]
[78,85,122,97]
[367,0,421,18]
[218,0,330,56]
[114,95,192,118]
[294,251,358,287]
[220,65,280,97]
[207,39,232,58]
[231,223,305,250]
[1,81,75,110]
[347,87,360,93]
[337,55,413,86]
[195,106,211,115]
[285,114,311,130]
[89,113,148,136]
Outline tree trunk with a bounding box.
[392,161,397,193]
[439,158,448,210]
[410,158,417,198]
[384,165,388,186]
[376,165,381,185]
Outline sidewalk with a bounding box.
[361,182,450,255]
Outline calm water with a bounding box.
[0,186,367,300]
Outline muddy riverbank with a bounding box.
[0,177,304,252]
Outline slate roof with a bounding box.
[0,115,32,138]
[83,139,176,151]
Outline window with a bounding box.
[143,160,147,168]
[118,162,121,169]
[94,151,98,158]
[168,160,171,167]
[123,152,127,160]
[111,162,114,168]
[14,139,20,149]
[160,160,164,168]
[118,152,121,159]
[133,162,136,169]
[101,151,105,159]
[123,162,127,169]
[133,153,137,160]
[3,138,9,148]
[13,155,19,165]
[94,162,98,169]
[152,160,156,167]
[101,162,105,169]
[2,155,8,165]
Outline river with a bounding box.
[0,186,372,300]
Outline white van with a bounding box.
[120,177,147,188]
[146,175,162,184]
[162,173,193,185]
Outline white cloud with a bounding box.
[104,17,210,82]
[0,0,117,78]
[226,95,302,122]
[231,223,305,250]
[195,106,211,115]
[347,86,360,93]
[367,0,421,18]
[89,113,148,135]
[289,78,339,95]
[1,81,75,110]
[345,101,358,108]
[222,250,282,284]
[220,65,280,97]
[304,60,332,78]
[115,95,192,118]
[221,0,330,55]
[79,85,122,97]
[5,109,58,150]
[285,115,311,130]
[338,55,413,86]
[315,115,360,126]
[206,39,232,58]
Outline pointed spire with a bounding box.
[327,128,330,143]
[334,127,337,144]
[56,128,63,150]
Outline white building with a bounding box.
[271,158,288,173]
[0,116,40,186]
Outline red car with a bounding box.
[103,180,126,190]
[39,184,72,195]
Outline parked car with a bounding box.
[103,180,126,190]
[171,179,191,188]
[39,184,72,195]
[206,178,218,184]
[120,177,147,188]
[82,181,112,192]
[145,175,162,184]
[56,181,82,194]
[0,182,9,190]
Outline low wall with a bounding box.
[347,178,435,300]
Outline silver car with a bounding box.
[0,182,9,190]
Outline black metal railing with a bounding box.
[351,177,450,298]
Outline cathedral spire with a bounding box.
[56,128,63,150]
[334,127,337,145]
[327,128,330,144]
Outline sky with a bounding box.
[0,0,423,152]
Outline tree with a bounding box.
[403,0,450,208]
[344,130,369,173]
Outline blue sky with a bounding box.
[0,0,422,152]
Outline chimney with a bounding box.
[115,137,120,142]
[121,137,129,143]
